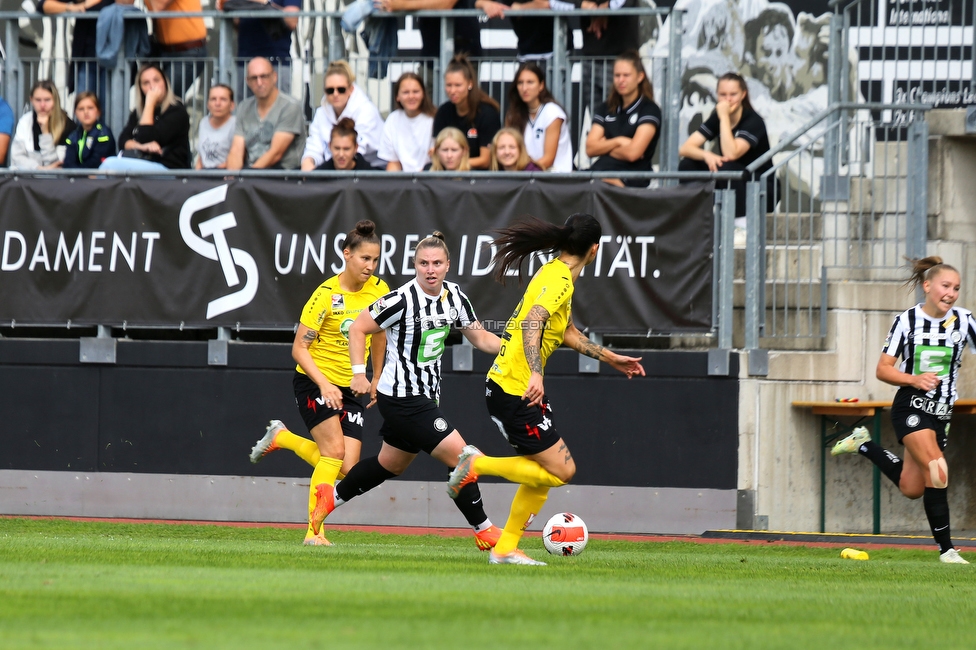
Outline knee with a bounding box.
[929,458,948,488]
[901,486,924,500]
[553,459,576,484]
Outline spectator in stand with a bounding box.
[380,72,435,172]
[475,0,553,62]
[101,63,190,171]
[227,57,305,170]
[217,0,300,98]
[316,118,375,171]
[505,62,572,171]
[424,127,470,171]
[144,0,208,100]
[0,93,13,167]
[375,0,482,63]
[678,72,773,221]
[550,0,642,154]
[38,0,135,96]
[302,60,384,171]
[585,50,660,187]
[432,54,500,170]
[196,84,236,169]
[64,92,116,169]
[10,80,75,170]
[489,127,541,172]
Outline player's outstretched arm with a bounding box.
[564,323,645,379]
[461,321,501,355]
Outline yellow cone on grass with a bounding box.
[841,547,869,560]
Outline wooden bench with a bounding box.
[792,399,976,534]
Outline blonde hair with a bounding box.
[30,80,68,143]
[325,60,356,86]
[416,231,450,260]
[489,127,531,171]
[134,64,178,115]
[907,256,959,291]
[430,127,471,171]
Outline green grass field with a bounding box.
[1,518,974,649]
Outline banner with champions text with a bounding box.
[0,177,714,333]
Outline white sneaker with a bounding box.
[939,548,970,564]
[250,420,286,463]
[831,426,871,456]
[488,549,547,566]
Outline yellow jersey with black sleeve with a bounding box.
[488,258,574,396]
[296,275,391,387]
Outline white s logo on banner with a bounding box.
[179,185,259,319]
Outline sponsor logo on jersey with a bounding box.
[340,318,354,339]
[914,345,952,377]
[629,113,638,125]
[433,417,448,432]
[906,414,921,428]
[332,294,345,310]
[467,128,478,139]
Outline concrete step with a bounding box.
[872,140,909,176]
[764,212,823,242]
[849,176,908,214]
[734,244,823,281]
[730,279,910,310]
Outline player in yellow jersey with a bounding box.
[448,214,645,565]
[248,220,389,546]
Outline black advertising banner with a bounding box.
[0,177,714,333]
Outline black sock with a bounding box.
[923,487,954,554]
[857,441,904,487]
[335,456,396,503]
[451,479,489,528]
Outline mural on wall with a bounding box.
[653,0,833,150]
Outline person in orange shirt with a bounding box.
[144,0,208,99]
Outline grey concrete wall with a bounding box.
[0,470,737,535]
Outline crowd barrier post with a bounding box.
[661,8,683,178]
[4,19,22,113]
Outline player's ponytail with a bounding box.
[906,256,957,291]
[342,219,380,252]
[492,213,602,283]
[416,230,450,260]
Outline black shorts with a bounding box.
[485,378,560,456]
[292,371,366,440]
[376,392,454,455]
[890,391,950,450]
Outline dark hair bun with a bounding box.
[431,231,446,241]
[355,220,376,236]
[337,117,357,130]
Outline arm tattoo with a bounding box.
[523,304,550,374]
[559,442,572,464]
[572,336,606,362]
[301,329,317,344]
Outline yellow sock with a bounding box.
[337,471,346,481]
[473,456,566,488]
[306,456,343,535]
[275,429,321,467]
[494,485,550,555]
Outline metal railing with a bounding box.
[0,7,680,171]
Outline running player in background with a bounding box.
[832,257,973,564]
[306,232,504,551]
[249,220,388,546]
[448,214,645,565]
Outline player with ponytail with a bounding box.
[832,256,974,563]
[448,214,645,565]
[297,232,506,551]
[248,220,389,546]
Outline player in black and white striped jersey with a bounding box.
[304,231,505,551]
[832,257,975,564]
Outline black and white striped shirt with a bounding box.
[369,279,478,401]
[882,305,976,405]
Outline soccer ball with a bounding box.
[542,512,588,556]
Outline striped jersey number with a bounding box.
[418,326,450,364]
[914,345,952,377]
